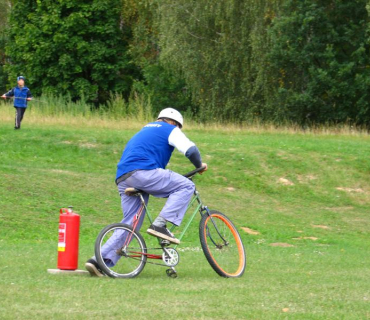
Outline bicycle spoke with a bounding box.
[95,224,147,278]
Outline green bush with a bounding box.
[0,0,9,93]
[5,0,138,104]
[268,0,370,125]
[4,0,370,126]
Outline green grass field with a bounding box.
[0,105,369,319]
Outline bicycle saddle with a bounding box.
[124,188,142,196]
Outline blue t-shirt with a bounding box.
[116,122,176,179]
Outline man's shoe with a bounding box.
[85,258,105,277]
[147,224,180,244]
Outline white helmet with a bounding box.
[157,108,183,128]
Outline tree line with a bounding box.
[1,0,370,126]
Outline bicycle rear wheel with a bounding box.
[199,210,246,278]
[95,223,147,278]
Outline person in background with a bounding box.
[85,108,208,276]
[1,76,33,129]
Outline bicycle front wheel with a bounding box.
[199,210,246,278]
[95,223,147,278]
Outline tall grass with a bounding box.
[26,92,153,121]
[104,91,152,121]
[0,94,368,136]
[0,92,153,130]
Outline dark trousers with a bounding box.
[14,107,26,129]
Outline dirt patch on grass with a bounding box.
[277,151,289,160]
[79,142,98,149]
[50,169,77,176]
[226,187,236,191]
[61,140,98,149]
[312,225,330,230]
[293,236,318,241]
[297,174,317,183]
[215,176,228,182]
[336,187,365,193]
[278,178,294,186]
[324,206,354,212]
[270,242,294,247]
[241,227,260,235]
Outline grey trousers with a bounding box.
[100,168,195,265]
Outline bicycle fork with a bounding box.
[196,191,229,248]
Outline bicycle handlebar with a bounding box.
[183,165,207,178]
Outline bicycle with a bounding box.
[94,166,246,279]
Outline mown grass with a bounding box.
[0,103,369,319]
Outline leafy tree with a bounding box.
[268,0,370,125]
[155,0,248,122]
[122,0,192,115]
[4,0,370,125]
[0,0,11,92]
[153,0,283,122]
[6,0,138,103]
[150,0,370,125]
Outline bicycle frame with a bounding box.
[134,188,206,250]
[120,178,228,270]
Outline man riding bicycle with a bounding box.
[86,108,207,276]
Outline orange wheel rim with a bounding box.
[204,214,245,277]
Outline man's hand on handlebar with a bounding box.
[199,163,208,174]
[183,164,208,178]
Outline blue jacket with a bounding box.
[5,86,32,108]
[116,122,176,180]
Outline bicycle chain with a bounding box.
[123,247,175,267]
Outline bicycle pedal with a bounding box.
[166,268,178,278]
[160,239,171,246]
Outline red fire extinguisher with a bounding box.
[57,206,80,270]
